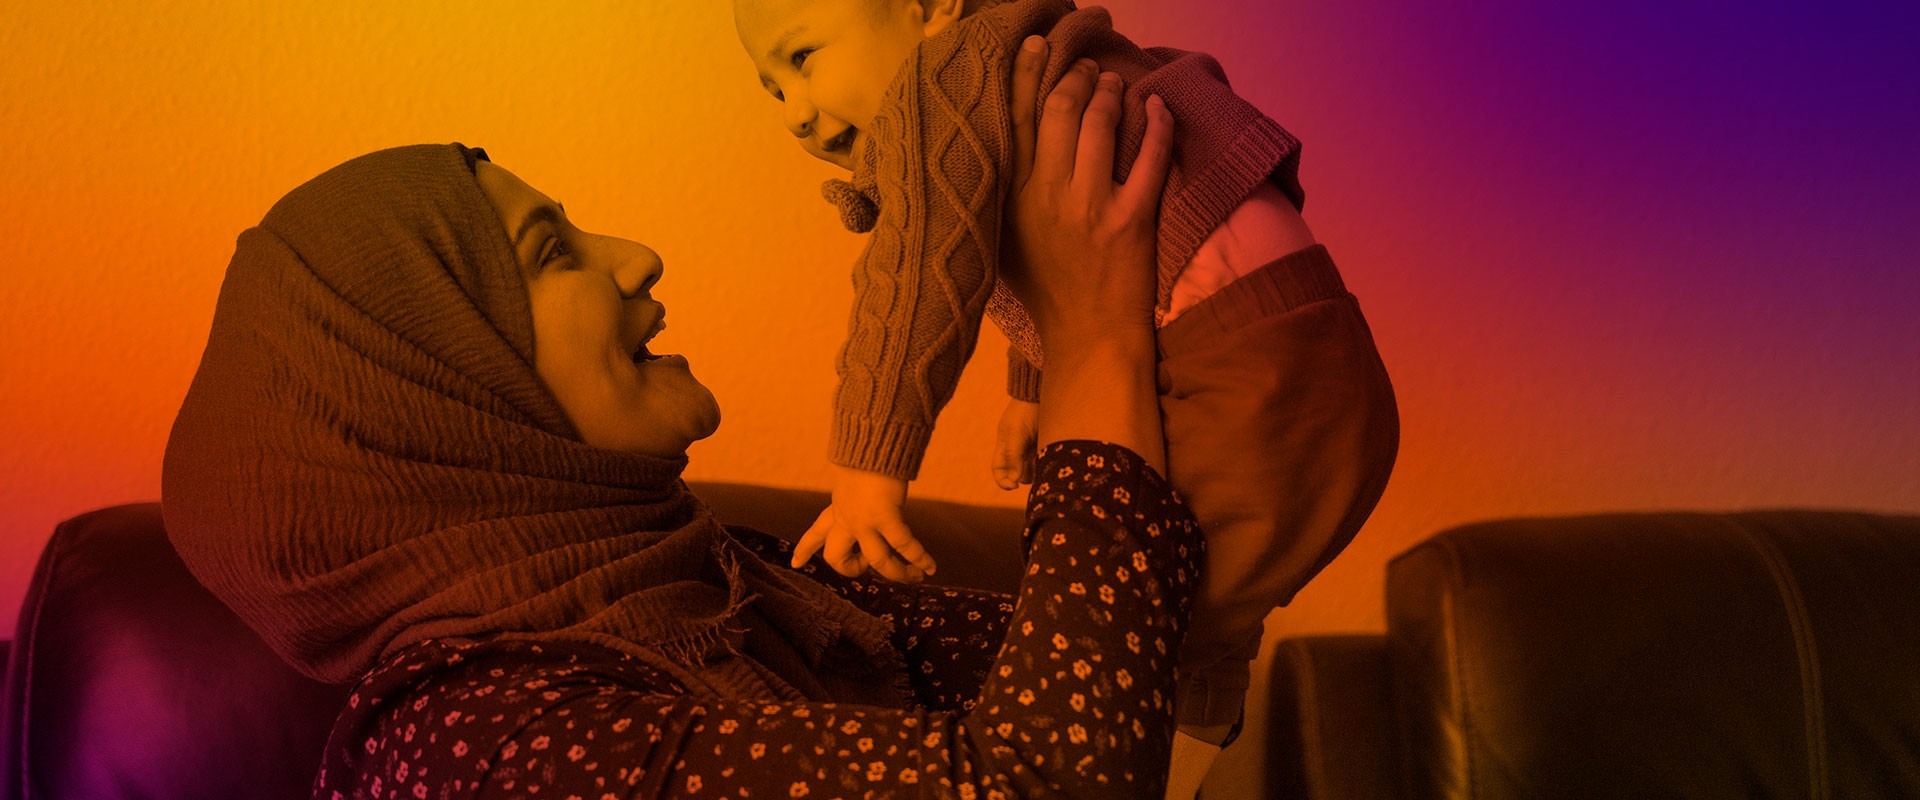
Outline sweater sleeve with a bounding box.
[826,21,1020,481]
[1007,346,1042,403]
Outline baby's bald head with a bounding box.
[733,0,973,169]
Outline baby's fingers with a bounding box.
[856,529,926,583]
[790,531,825,569]
[823,528,869,578]
[792,508,833,568]
[879,520,937,576]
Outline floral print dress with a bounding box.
[312,440,1203,799]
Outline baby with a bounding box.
[733,0,1400,751]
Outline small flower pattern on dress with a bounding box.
[311,440,1202,800]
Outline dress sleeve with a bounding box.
[330,440,1209,800]
[1022,440,1202,596]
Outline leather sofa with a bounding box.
[6,489,1918,799]
[1264,509,1920,799]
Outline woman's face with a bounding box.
[474,160,720,458]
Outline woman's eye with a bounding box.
[540,237,571,268]
[791,48,814,71]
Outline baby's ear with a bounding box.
[918,0,967,37]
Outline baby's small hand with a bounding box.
[992,399,1041,490]
[792,467,937,582]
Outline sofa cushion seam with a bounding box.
[13,518,74,800]
[1736,518,1828,800]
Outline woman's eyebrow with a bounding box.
[513,204,564,247]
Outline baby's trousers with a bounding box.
[1156,243,1401,739]
[312,440,1202,800]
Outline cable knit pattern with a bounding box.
[824,0,1304,480]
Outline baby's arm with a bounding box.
[823,34,1020,480]
[809,29,1028,578]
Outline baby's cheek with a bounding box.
[812,66,886,130]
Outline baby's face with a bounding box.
[733,0,959,170]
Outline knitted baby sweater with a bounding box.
[823,0,1304,480]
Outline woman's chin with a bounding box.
[632,362,722,453]
[686,385,723,444]
[544,353,721,458]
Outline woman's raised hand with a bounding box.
[1001,37,1175,351]
[999,36,1177,476]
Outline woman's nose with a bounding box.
[606,238,663,299]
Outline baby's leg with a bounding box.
[1154,243,1401,741]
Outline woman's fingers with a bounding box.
[1073,71,1125,190]
[1008,35,1047,187]
[1034,58,1099,186]
[1118,94,1177,214]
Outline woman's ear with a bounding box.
[918,0,966,37]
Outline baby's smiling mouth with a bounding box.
[822,127,857,156]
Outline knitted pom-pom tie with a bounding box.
[821,178,879,234]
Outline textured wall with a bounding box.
[3,1,1918,795]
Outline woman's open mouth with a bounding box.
[630,315,674,363]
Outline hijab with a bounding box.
[161,143,908,705]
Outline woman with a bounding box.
[161,53,1192,799]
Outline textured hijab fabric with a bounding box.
[161,144,906,705]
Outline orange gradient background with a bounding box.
[3,1,1917,791]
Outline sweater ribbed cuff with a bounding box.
[829,414,933,482]
[1007,347,1043,403]
[1152,115,1303,323]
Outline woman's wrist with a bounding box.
[1034,330,1165,476]
[1039,318,1155,357]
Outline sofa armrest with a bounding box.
[1386,509,1920,800]
[1266,634,1402,800]
[0,503,350,800]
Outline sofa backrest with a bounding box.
[1386,509,1920,799]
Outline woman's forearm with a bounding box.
[1034,326,1166,476]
